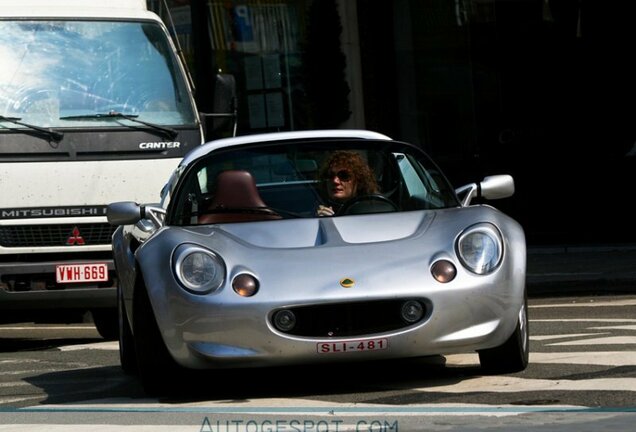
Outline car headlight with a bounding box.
[456,223,503,275]
[173,244,225,294]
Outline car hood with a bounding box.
[200,210,436,248]
[135,206,526,306]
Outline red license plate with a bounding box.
[56,263,109,283]
[316,338,388,354]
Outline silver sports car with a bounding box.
[107,130,528,394]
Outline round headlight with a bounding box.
[173,244,225,294]
[457,223,503,275]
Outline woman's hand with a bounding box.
[316,205,334,217]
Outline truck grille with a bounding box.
[0,223,116,247]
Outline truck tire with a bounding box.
[91,308,118,341]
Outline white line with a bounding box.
[531,333,608,341]
[531,351,636,366]
[413,376,636,393]
[0,381,29,388]
[547,336,636,346]
[589,325,636,331]
[58,341,119,351]
[0,326,96,331]
[531,319,636,323]
[0,369,62,376]
[0,426,202,432]
[0,359,42,365]
[530,299,636,308]
[445,351,636,367]
[0,395,43,406]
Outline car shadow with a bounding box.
[20,356,486,407]
[161,358,484,404]
[0,337,105,353]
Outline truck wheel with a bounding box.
[478,298,529,374]
[132,283,181,395]
[91,308,118,341]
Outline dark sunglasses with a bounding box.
[325,169,353,182]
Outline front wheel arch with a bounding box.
[132,274,182,395]
[478,296,529,374]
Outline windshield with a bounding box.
[0,20,196,128]
[168,139,460,225]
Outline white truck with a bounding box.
[0,0,223,337]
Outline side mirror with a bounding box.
[107,201,143,225]
[480,175,515,200]
[456,174,514,206]
[107,201,167,227]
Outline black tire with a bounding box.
[91,308,118,341]
[478,298,529,374]
[133,282,181,395]
[118,285,138,375]
[336,194,399,215]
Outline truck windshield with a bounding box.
[0,20,196,129]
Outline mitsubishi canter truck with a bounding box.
[0,0,220,338]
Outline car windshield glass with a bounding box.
[0,20,196,128]
[169,139,460,225]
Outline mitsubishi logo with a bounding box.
[66,226,85,245]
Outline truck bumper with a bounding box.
[0,259,117,310]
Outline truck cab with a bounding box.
[0,0,205,337]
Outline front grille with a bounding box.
[271,299,429,337]
[0,224,116,247]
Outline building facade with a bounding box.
[149,0,636,246]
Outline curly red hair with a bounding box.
[318,150,379,196]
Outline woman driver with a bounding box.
[316,150,379,216]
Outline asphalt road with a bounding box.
[0,294,635,431]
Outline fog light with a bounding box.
[401,300,424,323]
[431,259,457,283]
[273,310,296,332]
[232,273,259,297]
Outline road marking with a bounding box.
[0,326,96,331]
[530,299,636,308]
[589,325,636,331]
[58,341,119,351]
[530,351,636,366]
[445,351,636,367]
[532,319,636,322]
[548,336,636,346]
[531,333,609,341]
[0,382,29,388]
[0,359,41,365]
[413,376,636,393]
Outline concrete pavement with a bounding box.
[526,244,636,296]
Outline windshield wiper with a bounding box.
[0,115,64,142]
[60,111,178,140]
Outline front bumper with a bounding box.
[151,278,525,370]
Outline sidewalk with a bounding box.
[526,244,636,296]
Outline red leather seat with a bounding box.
[198,170,281,224]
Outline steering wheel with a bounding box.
[336,194,399,216]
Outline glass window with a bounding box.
[168,139,460,225]
[0,20,196,127]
